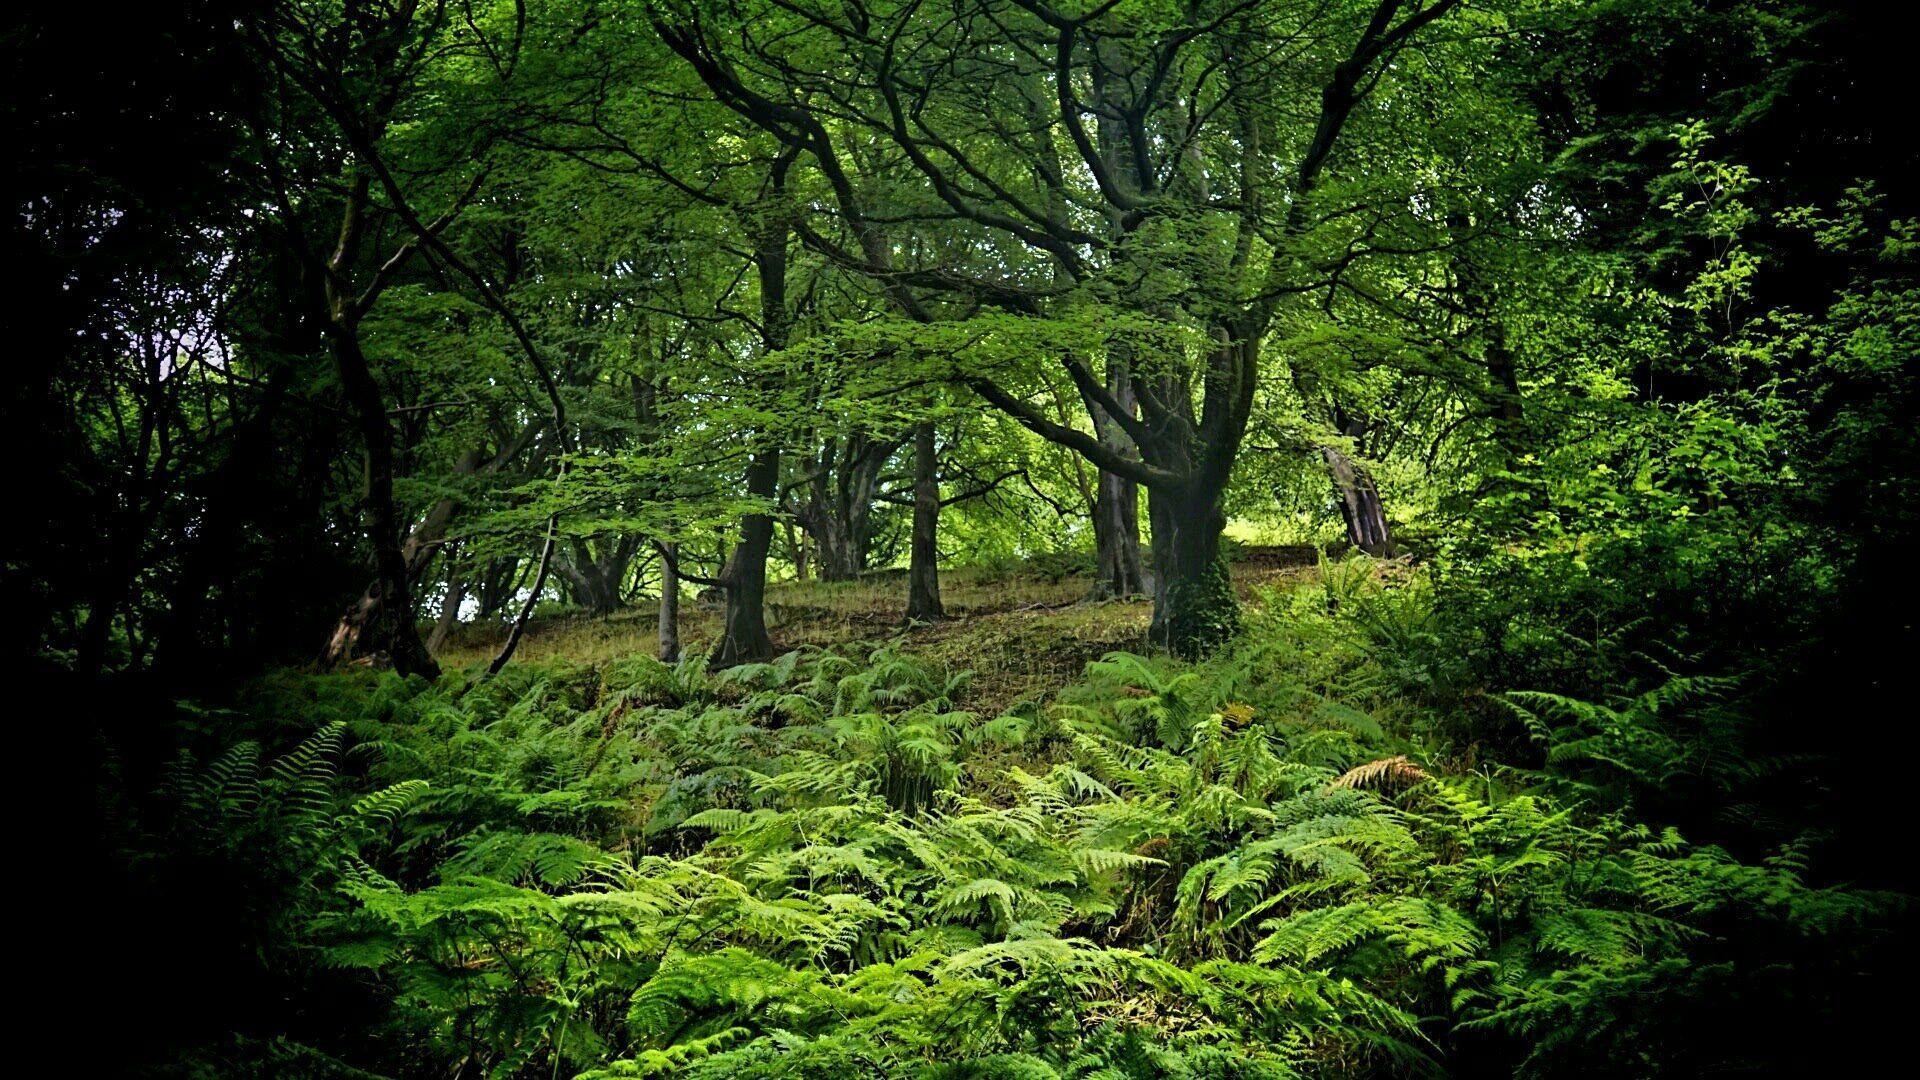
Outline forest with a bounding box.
[10,0,1917,1075]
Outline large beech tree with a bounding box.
[650,0,1468,654]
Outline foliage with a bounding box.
[114,600,1904,1076]
[23,0,1917,1075]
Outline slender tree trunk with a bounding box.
[905,421,945,622]
[427,566,467,654]
[1091,470,1149,598]
[711,162,792,668]
[315,174,437,679]
[489,488,563,676]
[1082,348,1147,601]
[783,519,809,582]
[657,541,681,662]
[77,340,162,680]
[324,325,439,679]
[1324,407,1395,556]
[77,459,154,678]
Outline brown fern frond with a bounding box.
[1328,755,1429,792]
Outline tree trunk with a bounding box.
[905,421,945,622]
[323,443,499,666]
[1324,445,1396,556]
[76,377,157,679]
[783,519,810,582]
[710,164,791,668]
[426,565,467,654]
[488,506,558,675]
[1485,319,1527,463]
[313,173,438,680]
[155,362,295,678]
[710,446,780,667]
[556,535,639,617]
[1079,350,1147,601]
[657,541,681,662]
[1446,211,1527,465]
[811,509,865,582]
[322,322,439,679]
[1090,467,1149,599]
[1146,482,1240,659]
[801,432,893,581]
[474,556,519,620]
[1082,81,1151,603]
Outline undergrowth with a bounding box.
[121,563,1905,1077]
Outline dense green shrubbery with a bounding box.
[124,576,1903,1077]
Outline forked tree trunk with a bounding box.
[474,556,519,620]
[324,431,524,670]
[905,422,945,622]
[322,501,454,670]
[811,508,868,582]
[556,535,639,617]
[801,432,894,581]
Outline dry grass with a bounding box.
[435,548,1326,714]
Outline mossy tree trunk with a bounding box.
[1147,483,1241,659]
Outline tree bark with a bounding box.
[488,506,558,674]
[1325,409,1396,557]
[1081,358,1149,600]
[555,534,639,616]
[323,441,507,667]
[474,556,519,621]
[426,563,467,654]
[1091,469,1149,598]
[318,175,438,679]
[1147,481,1240,659]
[657,541,681,662]
[710,160,792,668]
[1084,69,1152,604]
[799,432,896,581]
[710,445,780,667]
[783,519,809,582]
[905,421,945,622]
[1325,447,1397,557]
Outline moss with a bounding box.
[1164,555,1242,659]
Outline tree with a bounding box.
[652,0,1471,655]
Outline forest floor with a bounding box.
[436,545,1333,713]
